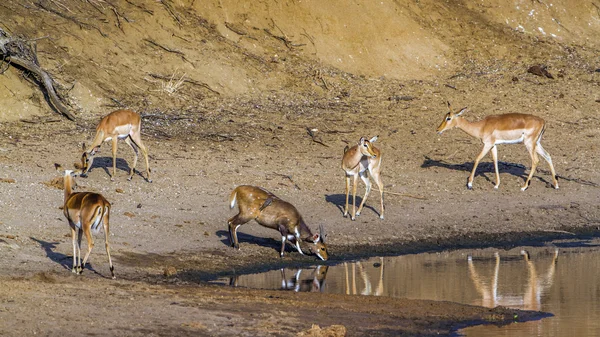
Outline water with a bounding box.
[212,239,600,336]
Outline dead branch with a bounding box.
[143,39,185,56]
[125,0,154,15]
[148,73,220,95]
[36,1,107,38]
[225,22,247,36]
[306,127,329,147]
[160,0,181,26]
[0,29,76,120]
[263,23,305,50]
[272,172,301,190]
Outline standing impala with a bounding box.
[81,109,151,182]
[342,136,384,220]
[436,102,558,191]
[228,185,328,260]
[55,164,115,278]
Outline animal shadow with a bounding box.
[30,236,104,276]
[86,156,138,179]
[420,155,542,186]
[215,229,285,254]
[325,194,378,217]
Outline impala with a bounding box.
[81,109,151,182]
[342,136,384,220]
[436,102,558,191]
[55,164,115,278]
[227,185,328,260]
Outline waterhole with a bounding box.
[211,238,600,337]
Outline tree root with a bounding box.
[0,28,76,121]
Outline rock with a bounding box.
[298,324,347,337]
[163,266,177,277]
[527,65,554,79]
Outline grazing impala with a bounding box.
[55,164,115,278]
[81,109,151,182]
[228,185,328,260]
[436,102,558,191]
[342,136,384,220]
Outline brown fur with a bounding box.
[228,185,328,260]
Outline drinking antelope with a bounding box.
[436,102,559,191]
[228,185,328,260]
[81,109,151,182]
[55,164,115,278]
[342,136,384,220]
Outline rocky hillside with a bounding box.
[0,0,598,122]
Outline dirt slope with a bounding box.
[0,0,599,336]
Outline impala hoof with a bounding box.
[351,216,356,221]
[467,181,473,190]
[520,186,528,191]
[379,214,384,220]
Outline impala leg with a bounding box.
[130,131,151,183]
[468,143,493,190]
[227,214,250,249]
[71,226,78,274]
[536,143,559,189]
[80,229,95,274]
[124,137,139,181]
[371,166,385,219]
[293,231,305,255]
[102,209,115,279]
[356,171,371,217]
[491,145,500,189]
[522,141,540,191]
[351,174,359,220]
[76,228,83,274]
[110,137,118,181]
[343,175,351,217]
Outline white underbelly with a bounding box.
[495,135,524,145]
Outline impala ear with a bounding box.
[359,137,366,145]
[82,143,86,152]
[311,233,321,243]
[369,135,378,143]
[457,107,467,116]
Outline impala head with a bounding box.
[80,143,100,176]
[358,136,378,158]
[306,224,329,261]
[437,101,467,134]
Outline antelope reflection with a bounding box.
[467,249,559,310]
[280,265,329,292]
[344,257,385,296]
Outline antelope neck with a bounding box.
[455,117,484,139]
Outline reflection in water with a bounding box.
[213,240,600,337]
[467,249,558,310]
